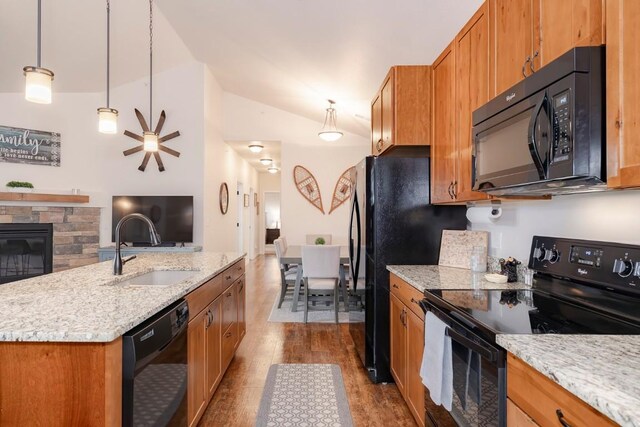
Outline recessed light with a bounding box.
[267,166,279,174]
[249,144,263,153]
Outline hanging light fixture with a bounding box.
[97,0,118,134]
[260,158,272,166]
[23,0,54,104]
[248,143,264,153]
[142,0,159,152]
[318,99,343,142]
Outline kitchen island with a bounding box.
[0,252,246,426]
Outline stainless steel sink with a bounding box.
[116,270,199,286]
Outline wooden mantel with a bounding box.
[0,191,90,204]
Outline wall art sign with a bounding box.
[0,125,60,167]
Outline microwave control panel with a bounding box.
[552,91,572,163]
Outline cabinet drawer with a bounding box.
[222,259,245,289]
[507,353,616,427]
[221,323,237,369]
[185,275,223,319]
[221,283,238,332]
[390,273,424,320]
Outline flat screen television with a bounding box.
[112,196,194,244]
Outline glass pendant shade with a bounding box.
[143,131,159,152]
[260,158,272,165]
[97,108,119,134]
[318,100,343,141]
[267,166,279,174]
[24,67,53,104]
[249,144,264,153]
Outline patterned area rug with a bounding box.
[256,364,354,427]
[266,293,357,323]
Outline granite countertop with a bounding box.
[497,334,640,427]
[386,265,529,292]
[0,252,244,343]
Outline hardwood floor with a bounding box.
[198,254,418,427]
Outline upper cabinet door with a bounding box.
[455,3,492,202]
[490,0,535,95]
[371,94,383,155]
[381,73,395,153]
[535,0,604,68]
[431,43,457,204]
[606,0,640,189]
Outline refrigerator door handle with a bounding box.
[349,192,357,285]
[351,192,362,290]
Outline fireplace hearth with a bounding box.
[0,223,53,284]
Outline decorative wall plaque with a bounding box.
[329,166,355,214]
[0,125,60,167]
[293,165,324,214]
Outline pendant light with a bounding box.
[97,0,118,134]
[23,0,54,104]
[318,99,343,142]
[143,0,158,152]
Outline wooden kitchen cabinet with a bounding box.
[431,42,457,204]
[490,0,535,95]
[507,353,616,426]
[371,66,432,155]
[490,0,604,96]
[186,259,246,427]
[390,273,426,427]
[606,0,640,189]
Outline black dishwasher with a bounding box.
[123,299,189,427]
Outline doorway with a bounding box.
[263,191,280,254]
[237,182,244,253]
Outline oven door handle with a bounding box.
[445,327,497,362]
[528,92,549,180]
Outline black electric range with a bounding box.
[420,236,640,427]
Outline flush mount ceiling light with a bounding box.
[249,143,264,153]
[260,158,272,165]
[23,0,54,104]
[318,99,343,142]
[97,0,118,134]
[267,166,279,174]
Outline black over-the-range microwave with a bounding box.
[471,46,606,196]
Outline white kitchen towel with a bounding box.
[420,311,453,411]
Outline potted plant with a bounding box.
[315,237,326,245]
[6,181,34,193]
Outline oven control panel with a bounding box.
[530,236,640,294]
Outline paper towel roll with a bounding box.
[466,206,502,224]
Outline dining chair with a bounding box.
[305,234,332,245]
[274,239,299,308]
[301,245,341,323]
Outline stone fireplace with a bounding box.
[0,206,100,272]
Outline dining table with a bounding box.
[280,245,351,312]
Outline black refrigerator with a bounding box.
[348,156,467,383]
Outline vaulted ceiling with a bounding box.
[0,0,484,137]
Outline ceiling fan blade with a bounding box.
[134,109,150,132]
[154,110,166,135]
[124,130,144,143]
[153,152,165,172]
[159,131,180,143]
[159,145,181,157]
[138,152,151,172]
[123,145,144,156]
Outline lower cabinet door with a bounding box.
[222,323,238,370]
[507,398,539,427]
[390,293,407,396]
[206,297,222,398]
[187,309,208,427]
[406,309,426,427]
[222,284,237,333]
[237,276,246,344]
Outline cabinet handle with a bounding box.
[225,275,232,280]
[227,292,232,297]
[452,181,458,199]
[556,410,572,427]
[448,182,455,200]
[225,332,232,338]
[392,283,399,289]
[530,51,539,74]
[238,283,244,293]
[376,139,383,152]
[205,310,211,328]
[410,297,420,306]
[522,56,531,78]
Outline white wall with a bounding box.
[258,171,281,254]
[223,92,370,247]
[468,190,640,261]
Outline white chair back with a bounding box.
[301,245,340,279]
[274,238,285,268]
[280,236,288,251]
[305,234,333,245]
